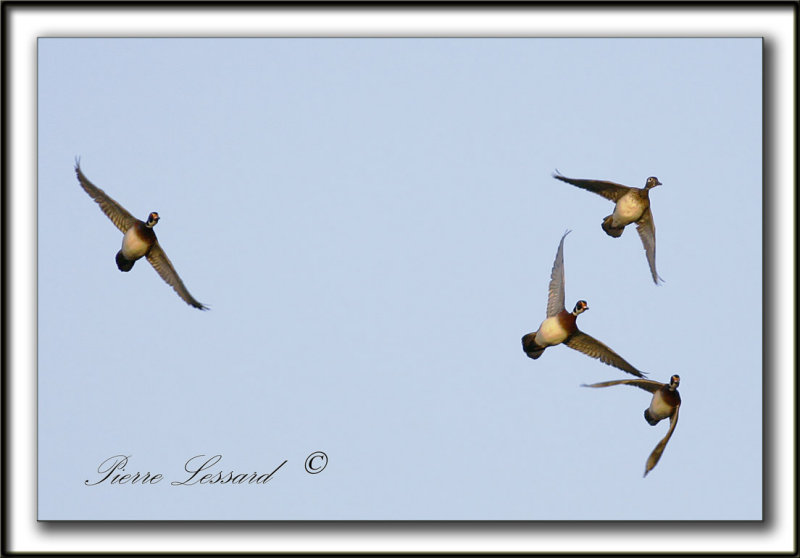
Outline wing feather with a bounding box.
[636,208,664,285]
[74,160,138,233]
[644,404,680,477]
[553,172,631,203]
[545,231,570,317]
[581,378,662,393]
[146,242,208,310]
[564,331,646,377]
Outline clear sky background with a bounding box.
[37,38,762,520]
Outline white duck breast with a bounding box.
[611,190,646,226]
[120,227,151,260]
[535,315,569,346]
[647,389,675,422]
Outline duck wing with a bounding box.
[644,404,679,477]
[552,172,631,203]
[75,160,138,234]
[146,242,208,310]
[581,378,663,393]
[636,207,664,285]
[545,230,570,317]
[565,331,646,377]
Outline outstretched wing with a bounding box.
[581,378,662,393]
[565,331,646,378]
[75,159,138,233]
[636,208,664,285]
[644,404,680,477]
[546,230,570,317]
[552,172,631,203]
[146,242,208,310]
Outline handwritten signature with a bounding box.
[84,454,293,486]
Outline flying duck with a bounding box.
[552,171,663,285]
[75,159,208,310]
[582,374,681,477]
[521,231,646,378]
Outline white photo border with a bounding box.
[3,2,795,554]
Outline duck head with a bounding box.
[645,177,662,189]
[572,300,589,316]
[146,212,160,228]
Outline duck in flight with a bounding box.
[552,171,663,285]
[521,231,646,378]
[582,375,681,477]
[75,159,208,310]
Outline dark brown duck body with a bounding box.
[521,231,646,377]
[601,188,652,238]
[552,172,664,285]
[75,159,208,310]
[582,374,681,476]
[643,376,682,426]
[115,218,158,271]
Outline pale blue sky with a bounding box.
[37,37,761,520]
